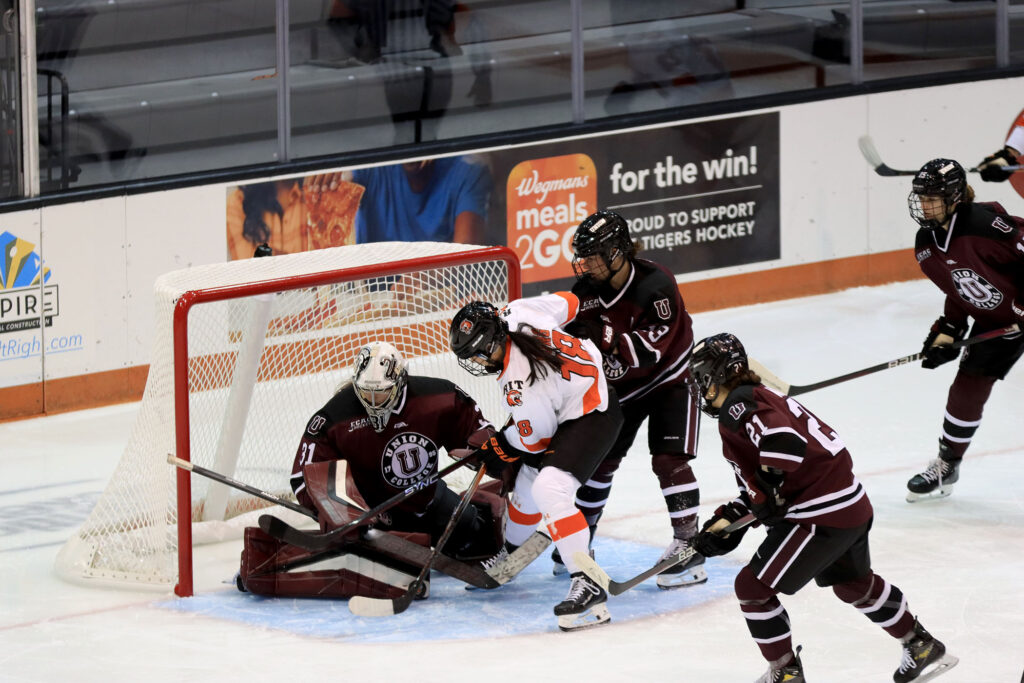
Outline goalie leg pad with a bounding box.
[239,526,427,599]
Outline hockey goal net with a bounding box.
[56,243,520,596]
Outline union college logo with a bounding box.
[950,268,1003,310]
[381,432,439,488]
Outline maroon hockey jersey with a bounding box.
[915,201,1024,328]
[568,258,694,402]
[718,384,872,529]
[290,376,493,512]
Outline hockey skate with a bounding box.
[554,572,611,631]
[551,547,593,576]
[906,443,961,503]
[656,537,707,589]
[754,646,805,683]
[894,621,958,682]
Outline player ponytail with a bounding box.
[508,324,563,385]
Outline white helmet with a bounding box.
[352,341,408,432]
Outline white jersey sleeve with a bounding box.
[1007,124,1024,155]
[494,294,608,455]
[500,291,580,333]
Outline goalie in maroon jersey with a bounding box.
[906,159,1024,502]
[237,341,505,599]
[559,210,706,589]
[690,333,957,683]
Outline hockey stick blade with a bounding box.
[857,135,917,176]
[258,515,499,589]
[484,531,551,585]
[348,466,489,617]
[575,515,754,595]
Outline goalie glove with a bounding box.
[920,316,968,369]
[693,500,749,558]
[977,146,1018,183]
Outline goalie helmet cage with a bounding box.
[55,243,521,597]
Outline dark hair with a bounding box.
[508,324,563,385]
[722,369,762,393]
[240,182,293,245]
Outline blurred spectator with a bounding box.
[352,155,491,244]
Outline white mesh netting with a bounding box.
[55,242,515,590]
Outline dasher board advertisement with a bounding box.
[491,112,780,294]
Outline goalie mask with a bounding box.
[352,341,408,432]
[908,158,966,230]
[450,301,507,377]
[571,210,635,283]
[691,333,748,418]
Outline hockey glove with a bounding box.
[750,467,788,525]
[693,501,750,558]
[977,146,1018,183]
[920,316,968,369]
[569,318,618,353]
[468,431,524,477]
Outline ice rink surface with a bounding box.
[2,279,1022,682]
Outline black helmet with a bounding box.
[571,210,634,283]
[449,301,507,376]
[691,333,748,417]
[908,158,966,230]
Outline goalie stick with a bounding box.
[574,514,755,596]
[257,514,500,589]
[752,324,1020,397]
[348,465,489,616]
[858,135,1022,177]
[270,453,480,552]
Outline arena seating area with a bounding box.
[33,0,1019,189]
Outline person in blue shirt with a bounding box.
[352,155,491,244]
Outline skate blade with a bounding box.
[552,562,568,576]
[656,565,708,589]
[557,604,611,632]
[915,654,958,682]
[905,488,954,503]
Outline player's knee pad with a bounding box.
[651,452,696,480]
[735,565,777,605]
[532,467,582,519]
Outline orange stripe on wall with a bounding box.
[0,250,924,422]
[683,248,920,313]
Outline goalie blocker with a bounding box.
[238,460,507,599]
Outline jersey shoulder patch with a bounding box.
[719,384,758,432]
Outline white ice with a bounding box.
[2,279,1022,682]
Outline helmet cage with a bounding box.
[690,333,748,418]
[571,211,633,282]
[352,341,408,432]
[908,159,966,230]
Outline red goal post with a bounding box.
[56,243,520,597]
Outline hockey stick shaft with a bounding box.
[167,454,316,520]
[784,324,1020,397]
[857,135,1021,176]
[576,515,755,595]
[300,454,479,551]
[348,464,489,616]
